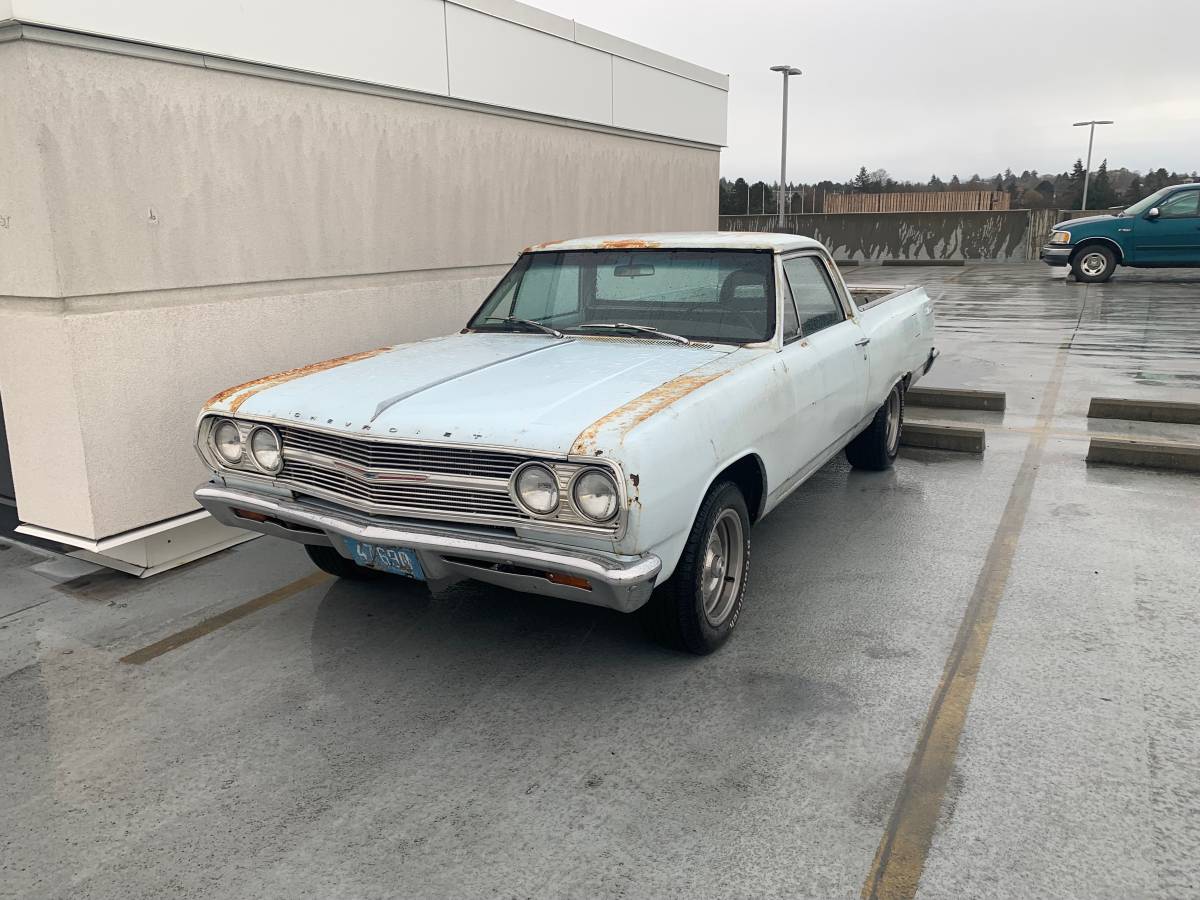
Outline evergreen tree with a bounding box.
[731,177,750,214]
[1090,159,1116,209]
[852,167,871,193]
[1065,159,1087,209]
[748,181,771,214]
[1123,174,1144,205]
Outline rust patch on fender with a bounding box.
[204,347,391,414]
[570,371,727,456]
[598,238,661,250]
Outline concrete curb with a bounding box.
[1086,437,1200,473]
[1087,397,1200,425]
[900,423,986,453]
[908,387,1006,412]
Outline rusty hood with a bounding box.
[205,333,736,455]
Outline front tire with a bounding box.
[642,480,750,655]
[846,383,904,470]
[1071,244,1117,283]
[305,543,386,581]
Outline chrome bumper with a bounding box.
[195,483,661,613]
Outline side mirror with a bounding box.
[1147,207,1160,219]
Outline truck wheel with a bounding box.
[304,543,385,581]
[642,480,750,655]
[1071,245,1117,283]
[846,383,903,471]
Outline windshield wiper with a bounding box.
[574,322,691,345]
[477,316,564,339]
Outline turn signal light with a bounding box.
[545,572,592,591]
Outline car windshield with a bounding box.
[468,249,776,344]
[1123,187,1175,216]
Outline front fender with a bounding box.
[592,351,786,581]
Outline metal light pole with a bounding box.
[1073,119,1113,210]
[770,65,802,227]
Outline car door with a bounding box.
[778,253,870,468]
[1132,188,1200,265]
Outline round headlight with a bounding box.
[572,469,619,522]
[249,426,282,473]
[513,464,559,515]
[213,419,243,464]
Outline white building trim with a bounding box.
[1,0,729,145]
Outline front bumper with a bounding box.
[1040,245,1072,267]
[195,483,661,613]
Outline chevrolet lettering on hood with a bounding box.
[195,232,937,654]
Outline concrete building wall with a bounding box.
[0,40,59,296]
[0,33,720,547]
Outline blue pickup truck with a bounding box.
[1041,183,1200,282]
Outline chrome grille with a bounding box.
[272,425,618,532]
[281,461,520,518]
[279,427,526,478]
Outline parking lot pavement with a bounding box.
[2,264,1198,899]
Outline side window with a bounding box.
[1158,190,1200,219]
[780,272,801,340]
[782,256,845,336]
[512,256,580,321]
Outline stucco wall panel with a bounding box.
[23,41,716,299]
[0,43,59,296]
[0,309,95,536]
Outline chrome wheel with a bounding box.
[701,508,744,626]
[885,388,902,455]
[1080,252,1108,278]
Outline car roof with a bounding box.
[522,232,825,254]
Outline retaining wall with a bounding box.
[719,209,1062,261]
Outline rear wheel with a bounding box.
[846,383,903,470]
[305,543,386,581]
[642,480,750,655]
[1070,244,1117,283]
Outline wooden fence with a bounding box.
[824,191,1010,213]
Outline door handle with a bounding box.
[854,337,871,347]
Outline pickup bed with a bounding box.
[195,232,936,654]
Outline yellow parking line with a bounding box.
[119,570,331,665]
[862,329,1077,898]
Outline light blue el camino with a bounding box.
[195,233,936,653]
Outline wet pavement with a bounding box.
[2,264,1198,898]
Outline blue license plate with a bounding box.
[343,538,425,581]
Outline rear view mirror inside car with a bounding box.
[614,264,655,277]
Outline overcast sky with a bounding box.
[534,0,1200,184]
